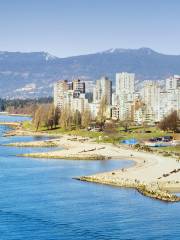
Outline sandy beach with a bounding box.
[4,128,180,201]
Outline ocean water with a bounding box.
[0,116,179,240]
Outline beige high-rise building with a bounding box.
[54,80,70,109]
[141,81,160,123]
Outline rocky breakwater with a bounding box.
[4,139,60,147]
[75,175,180,202]
[20,152,108,160]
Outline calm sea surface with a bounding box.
[0,115,179,240]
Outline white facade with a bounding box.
[166,75,180,91]
[89,103,100,120]
[54,80,90,114]
[93,76,112,105]
[116,72,135,95]
[89,102,111,120]
[166,89,180,115]
[140,78,180,123]
[115,72,135,120]
[72,95,89,113]
[63,90,74,109]
[111,106,120,120]
[142,81,160,122]
[159,91,169,120]
[112,92,118,106]
[134,107,144,125]
[54,74,180,124]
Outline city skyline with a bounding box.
[1,1,180,238]
[0,0,180,57]
[54,72,180,125]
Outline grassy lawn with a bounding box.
[22,121,104,140]
[22,121,35,130]
[158,146,180,153]
[115,125,172,143]
[120,129,171,141]
[22,121,175,143]
[22,120,180,153]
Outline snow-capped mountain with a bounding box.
[0,48,180,98]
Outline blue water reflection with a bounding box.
[0,116,179,240]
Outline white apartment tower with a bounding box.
[115,72,135,120]
[165,75,180,117]
[116,72,135,95]
[166,75,180,91]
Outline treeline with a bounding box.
[0,97,53,115]
[33,97,108,131]
[159,111,180,132]
[33,104,92,131]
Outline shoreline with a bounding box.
[2,123,180,202]
[75,176,180,202]
[0,112,32,117]
[4,139,60,147]
[0,122,21,128]
[3,128,61,137]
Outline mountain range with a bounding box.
[0,47,180,98]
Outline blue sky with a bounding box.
[0,0,179,57]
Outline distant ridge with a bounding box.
[0,47,180,98]
[99,47,157,55]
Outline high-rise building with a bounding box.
[84,81,94,93]
[141,81,160,122]
[116,72,135,95]
[54,80,70,109]
[112,92,118,106]
[54,73,180,124]
[54,79,89,114]
[115,72,135,120]
[164,75,180,118]
[166,89,180,116]
[72,79,85,93]
[159,91,169,120]
[166,75,180,91]
[72,94,89,113]
[93,76,112,105]
[71,79,85,98]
